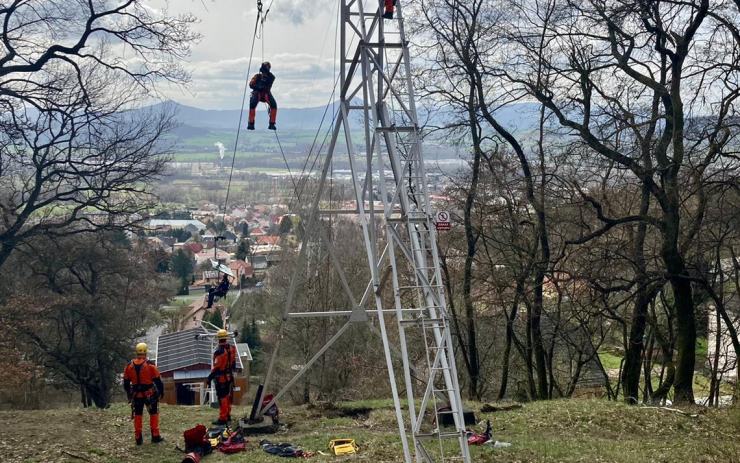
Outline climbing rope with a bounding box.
[222,0,265,224]
[274,130,297,193]
[274,6,344,211]
[223,0,343,220]
[289,31,351,208]
[257,0,274,60]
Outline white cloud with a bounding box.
[148,0,340,109]
[161,53,337,109]
[266,0,335,25]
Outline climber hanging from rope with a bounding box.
[247,61,278,130]
[207,273,231,309]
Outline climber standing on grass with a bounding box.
[207,329,237,425]
[123,342,165,446]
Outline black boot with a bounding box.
[151,435,165,444]
[268,122,276,130]
[383,11,393,19]
[212,419,228,425]
[135,436,143,446]
[247,122,255,130]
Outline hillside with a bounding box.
[2,399,737,462]
[154,100,542,132]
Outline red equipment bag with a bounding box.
[183,424,208,451]
[181,452,201,463]
[262,393,279,418]
[219,433,247,454]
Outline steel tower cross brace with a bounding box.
[251,1,471,462]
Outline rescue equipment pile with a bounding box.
[180,423,248,462]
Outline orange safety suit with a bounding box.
[384,0,397,18]
[123,358,164,442]
[208,342,237,422]
[248,71,277,126]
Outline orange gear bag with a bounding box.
[249,74,260,90]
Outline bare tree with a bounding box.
[414,0,556,399]
[0,1,198,268]
[0,232,172,408]
[494,0,740,404]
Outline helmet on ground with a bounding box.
[216,329,229,341]
[136,342,148,355]
[260,61,271,73]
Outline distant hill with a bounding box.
[148,101,338,132]
[149,100,541,136]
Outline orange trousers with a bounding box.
[249,92,277,125]
[216,381,233,422]
[132,398,161,439]
[219,395,232,422]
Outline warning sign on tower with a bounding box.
[435,210,451,231]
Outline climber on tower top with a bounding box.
[248,61,277,130]
[383,0,397,19]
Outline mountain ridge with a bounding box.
[148,99,542,132]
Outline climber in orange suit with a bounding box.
[207,329,237,425]
[123,342,165,445]
[383,0,397,19]
[248,61,277,130]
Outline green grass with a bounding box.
[598,351,623,370]
[696,337,709,360]
[174,294,203,305]
[1,398,737,462]
[693,373,735,397]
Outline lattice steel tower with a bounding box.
[254,1,471,461]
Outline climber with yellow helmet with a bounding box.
[123,342,165,445]
[206,329,237,425]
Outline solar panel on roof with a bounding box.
[155,326,246,373]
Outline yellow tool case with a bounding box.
[329,438,359,456]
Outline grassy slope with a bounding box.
[1,399,737,463]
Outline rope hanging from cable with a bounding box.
[221,0,265,224]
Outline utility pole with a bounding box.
[251,2,470,461]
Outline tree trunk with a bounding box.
[463,87,483,399]
[531,268,549,400]
[84,384,108,409]
[303,375,310,404]
[708,305,722,407]
[652,362,675,405]
[622,186,652,404]
[0,241,14,272]
[622,292,651,404]
[652,325,676,405]
[642,330,655,402]
[463,254,480,399]
[523,307,538,400]
[497,307,515,400]
[666,265,696,405]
